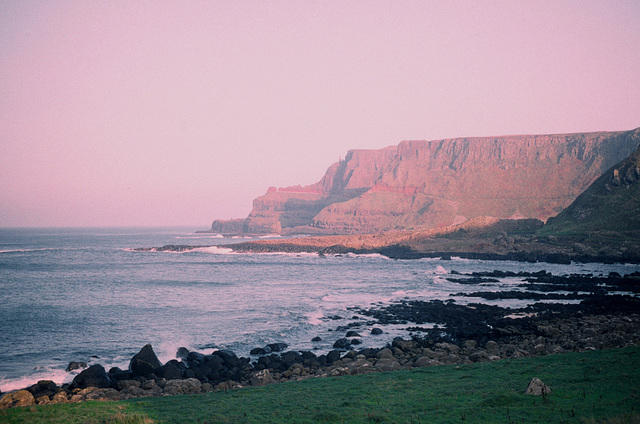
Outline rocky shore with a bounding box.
[2,270,639,409]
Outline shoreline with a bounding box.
[2,270,639,408]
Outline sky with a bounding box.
[1,1,639,228]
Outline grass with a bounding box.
[1,346,639,424]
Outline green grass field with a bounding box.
[2,346,639,424]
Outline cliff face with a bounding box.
[543,139,640,234]
[217,128,640,235]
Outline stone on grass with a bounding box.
[525,377,551,395]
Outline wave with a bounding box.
[0,248,61,254]
[191,246,235,254]
[175,234,225,239]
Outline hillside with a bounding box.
[542,143,640,235]
[212,128,640,235]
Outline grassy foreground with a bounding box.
[1,346,639,424]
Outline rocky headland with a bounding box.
[209,128,640,236]
[2,271,639,409]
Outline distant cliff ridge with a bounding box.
[213,128,640,235]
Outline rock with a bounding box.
[414,356,440,367]
[376,348,394,359]
[27,380,57,396]
[82,388,123,401]
[525,377,551,396]
[345,331,361,337]
[267,342,288,352]
[311,336,322,342]
[326,350,341,364]
[250,347,270,355]
[163,378,202,396]
[129,344,162,377]
[72,364,111,389]
[374,358,402,372]
[35,395,50,405]
[116,380,141,391]
[249,369,276,386]
[0,390,36,409]
[176,347,190,360]
[156,360,185,380]
[51,390,69,404]
[66,361,88,372]
[371,328,384,335]
[333,338,351,349]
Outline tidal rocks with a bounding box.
[129,344,162,377]
[0,390,35,408]
[71,364,111,389]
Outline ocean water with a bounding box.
[1,227,638,392]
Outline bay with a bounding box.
[0,227,637,392]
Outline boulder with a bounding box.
[249,369,276,386]
[116,380,141,391]
[72,364,111,389]
[129,344,162,377]
[250,347,270,355]
[267,342,288,352]
[371,328,384,335]
[50,390,69,404]
[163,378,202,396]
[333,338,351,349]
[176,347,190,360]
[376,348,394,359]
[326,350,341,364]
[525,377,551,396]
[156,360,186,380]
[0,390,36,409]
[27,380,57,397]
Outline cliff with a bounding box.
[215,128,640,235]
[543,141,640,235]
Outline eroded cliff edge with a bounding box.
[212,128,640,235]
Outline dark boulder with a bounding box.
[250,347,270,355]
[267,342,288,352]
[72,364,111,389]
[27,380,57,397]
[333,338,351,349]
[108,369,133,381]
[186,351,205,366]
[281,351,302,367]
[312,336,322,342]
[157,360,186,380]
[213,350,240,368]
[129,344,162,377]
[326,350,341,364]
[346,331,361,337]
[176,347,190,360]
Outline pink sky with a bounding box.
[1,1,639,228]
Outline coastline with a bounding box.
[2,270,639,408]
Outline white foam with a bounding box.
[434,265,448,274]
[192,246,235,254]
[0,367,72,392]
[304,310,324,326]
[176,234,224,239]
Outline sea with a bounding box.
[1,226,638,392]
